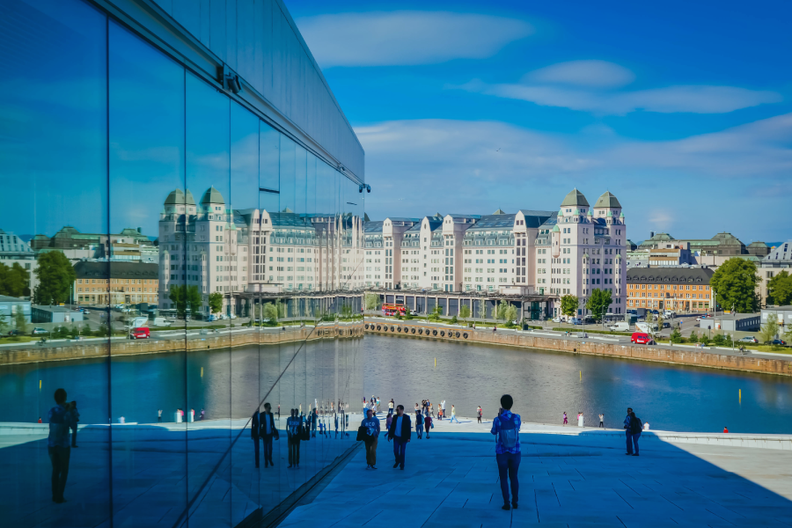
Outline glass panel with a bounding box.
[108,19,187,526]
[184,71,232,527]
[0,0,110,525]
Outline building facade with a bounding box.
[626,268,714,313]
[758,240,792,307]
[364,189,628,317]
[74,261,159,306]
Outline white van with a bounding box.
[609,321,630,332]
[152,317,171,327]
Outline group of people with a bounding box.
[45,388,79,504]
[624,407,644,456]
[359,394,523,510]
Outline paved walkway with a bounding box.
[280,416,792,528]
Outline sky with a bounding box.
[286,0,792,244]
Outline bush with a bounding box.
[689,330,699,343]
[450,315,458,325]
[712,334,726,346]
[700,335,711,346]
[670,328,682,344]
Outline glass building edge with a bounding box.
[85,0,364,185]
[0,0,364,527]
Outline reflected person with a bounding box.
[70,401,80,448]
[261,403,279,468]
[48,388,74,503]
[287,409,301,469]
[251,406,262,469]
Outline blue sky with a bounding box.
[286,0,792,243]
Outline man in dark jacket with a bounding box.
[261,402,279,468]
[251,407,262,468]
[629,411,643,456]
[623,407,633,455]
[387,404,411,470]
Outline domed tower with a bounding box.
[200,186,226,215]
[593,191,621,225]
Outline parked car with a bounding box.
[552,317,561,323]
[129,327,150,340]
[696,315,709,322]
[6,329,22,336]
[609,322,630,332]
[570,317,582,325]
[662,322,671,328]
[631,332,654,345]
[739,336,758,344]
[32,327,48,335]
[769,339,787,346]
[650,310,660,315]
[663,310,675,318]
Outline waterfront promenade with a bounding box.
[280,416,792,528]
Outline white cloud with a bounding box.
[474,82,781,114]
[524,60,635,88]
[355,115,792,238]
[295,11,533,67]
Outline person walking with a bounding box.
[387,405,411,470]
[157,409,163,423]
[563,412,568,426]
[415,408,423,439]
[491,394,521,511]
[361,409,380,469]
[251,406,262,469]
[69,401,80,448]
[424,413,432,439]
[441,400,446,420]
[449,405,459,423]
[598,413,604,428]
[287,409,302,468]
[477,406,483,424]
[388,399,395,415]
[629,411,643,456]
[47,388,74,504]
[261,403,278,468]
[577,412,584,427]
[385,411,393,438]
[624,407,634,455]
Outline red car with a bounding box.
[631,332,653,345]
[130,327,150,339]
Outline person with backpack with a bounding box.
[629,411,643,456]
[424,413,432,439]
[415,408,423,439]
[360,408,380,469]
[490,394,521,511]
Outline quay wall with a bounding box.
[364,320,792,378]
[0,324,363,366]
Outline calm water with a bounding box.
[2,335,791,434]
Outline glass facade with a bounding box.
[0,0,364,526]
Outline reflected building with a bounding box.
[0,0,365,526]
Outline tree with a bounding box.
[670,328,682,344]
[429,305,443,322]
[169,285,202,318]
[14,309,27,334]
[364,293,380,311]
[586,289,613,322]
[767,270,792,306]
[710,258,759,313]
[689,330,699,343]
[186,286,202,318]
[33,252,75,305]
[0,262,31,297]
[0,312,8,335]
[477,299,487,320]
[496,300,509,322]
[263,302,278,324]
[506,304,518,324]
[208,292,223,314]
[761,313,779,344]
[560,295,579,319]
[459,304,471,322]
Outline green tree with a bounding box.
[496,300,509,322]
[560,295,579,319]
[710,258,760,313]
[429,305,443,322]
[14,309,27,334]
[169,285,187,317]
[504,304,518,326]
[459,304,471,322]
[0,262,31,297]
[450,315,458,325]
[670,328,682,344]
[33,252,76,305]
[586,289,613,322]
[761,313,779,344]
[364,293,380,311]
[208,292,223,314]
[477,299,487,320]
[689,330,699,343]
[263,302,278,324]
[712,333,726,346]
[0,312,8,335]
[700,334,711,346]
[186,286,202,318]
[767,270,792,306]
